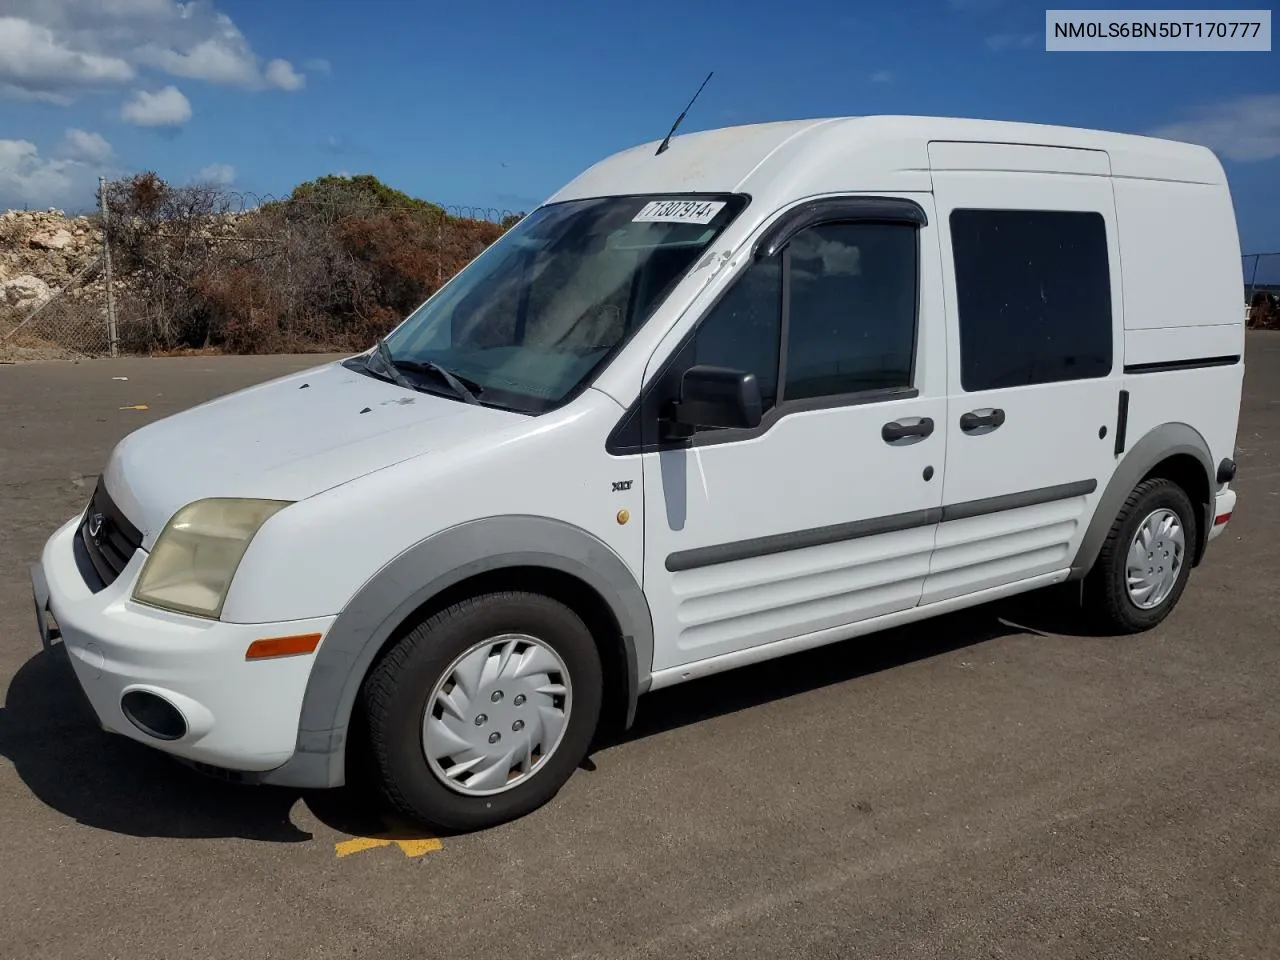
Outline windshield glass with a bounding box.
[377,194,747,412]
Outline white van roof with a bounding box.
[547,115,1226,206]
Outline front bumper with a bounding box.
[32,515,336,775]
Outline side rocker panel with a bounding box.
[260,515,654,788]
[1068,422,1214,580]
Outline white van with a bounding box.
[31,116,1244,831]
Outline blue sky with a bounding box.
[1,0,1277,254]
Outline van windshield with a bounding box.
[376,194,747,413]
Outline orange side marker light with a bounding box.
[245,632,322,661]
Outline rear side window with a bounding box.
[950,209,1113,392]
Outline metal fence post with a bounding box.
[285,222,294,343]
[1246,253,1261,304]
[99,176,119,357]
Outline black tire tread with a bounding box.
[1084,477,1196,634]
[363,596,476,817]
[362,590,600,829]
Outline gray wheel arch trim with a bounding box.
[260,515,654,789]
[1069,421,1215,580]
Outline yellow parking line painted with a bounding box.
[394,837,443,857]
[334,835,442,859]
[335,836,392,858]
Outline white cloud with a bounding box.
[193,162,235,185]
[0,138,101,211]
[1148,94,1280,162]
[264,58,305,91]
[870,70,893,84]
[304,58,331,74]
[58,129,113,165]
[137,36,259,86]
[0,2,311,103]
[0,16,134,102]
[121,85,192,126]
[986,32,1038,51]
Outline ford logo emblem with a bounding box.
[88,512,104,538]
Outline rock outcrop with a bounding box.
[0,209,103,312]
[0,274,52,307]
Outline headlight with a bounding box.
[133,498,291,619]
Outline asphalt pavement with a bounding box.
[1,337,1278,960]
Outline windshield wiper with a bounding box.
[365,338,482,405]
[392,357,482,405]
[366,337,420,392]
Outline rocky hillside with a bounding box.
[0,209,103,316]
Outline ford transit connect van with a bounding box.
[31,116,1245,831]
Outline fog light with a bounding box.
[120,690,188,741]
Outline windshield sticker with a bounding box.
[633,199,726,225]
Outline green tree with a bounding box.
[287,174,444,216]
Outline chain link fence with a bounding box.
[0,251,110,359]
[1,176,525,360]
[1244,252,1280,329]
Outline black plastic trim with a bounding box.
[665,479,1099,572]
[756,197,928,259]
[1217,458,1237,484]
[939,479,1097,523]
[666,508,938,572]
[72,531,107,592]
[775,246,793,404]
[1114,389,1130,456]
[1123,354,1241,375]
[78,479,143,592]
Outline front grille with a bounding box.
[79,479,143,591]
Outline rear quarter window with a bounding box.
[950,208,1113,392]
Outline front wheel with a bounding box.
[1083,478,1197,634]
[363,591,603,832]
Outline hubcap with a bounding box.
[1125,508,1186,610]
[422,634,571,797]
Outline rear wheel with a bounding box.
[1084,478,1197,633]
[363,591,602,831]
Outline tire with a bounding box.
[1083,478,1198,634]
[362,591,603,832]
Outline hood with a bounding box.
[102,359,524,543]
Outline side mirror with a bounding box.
[668,364,763,432]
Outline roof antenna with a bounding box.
[655,71,713,156]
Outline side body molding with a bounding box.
[1069,422,1215,580]
[260,515,654,789]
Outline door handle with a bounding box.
[882,416,935,445]
[959,408,1005,434]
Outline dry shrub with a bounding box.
[1248,291,1279,330]
[333,209,506,345]
[96,172,517,354]
[336,208,439,335]
[190,265,290,353]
